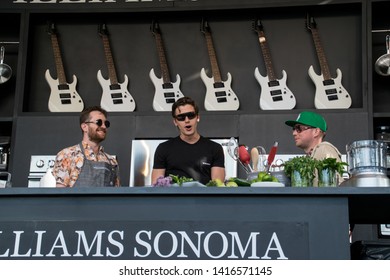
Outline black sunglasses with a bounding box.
[85,119,110,128]
[175,112,197,122]
[292,124,313,133]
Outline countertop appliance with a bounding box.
[0,136,10,171]
[340,140,390,187]
[28,155,55,187]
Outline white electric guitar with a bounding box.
[200,19,240,111]
[97,23,136,112]
[253,20,296,110]
[150,20,185,111]
[306,15,352,109]
[45,22,84,112]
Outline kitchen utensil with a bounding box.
[227,137,251,173]
[265,142,278,173]
[0,172,11,188]
[250,147,259,171]
[0,46,12,84]
[250,146,267,171]
[238,145,253,172]
[375,35,390,76]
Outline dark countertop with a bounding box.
[1,186,389,224]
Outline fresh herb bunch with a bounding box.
[283,156,318,181]
[316,157,348,175]
[169,174,194,186]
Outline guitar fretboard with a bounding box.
[204,32,222,82]
[100,34,119,85]
[257,30,277,81]
[309,27,332,80]
[154,32,171,84]
[50,33,67,85]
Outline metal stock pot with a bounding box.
[375,35,390,76]
[0,46,12,84]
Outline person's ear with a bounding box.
[81,123,88,132]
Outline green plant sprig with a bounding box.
[315,157,348,175]
[283,156,317,181]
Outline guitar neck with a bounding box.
[204,32,222,82]
[50,34,67,85]
[101,34,119,85]
[310,28,332,80]
[154,32,171,84]
[257,30,277,81]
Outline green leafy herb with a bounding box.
[316,157,348,175]
[169,174,194,186]
[283,156,317,182]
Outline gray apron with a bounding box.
[73,143,117,187]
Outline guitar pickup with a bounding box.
[272,96,283,102]
[58,84,70,90]
[163,83,174,89]
[323,79,335,86]
[268,80,280,87]
[111,93,123,99]
[60,99,71,104]
[113,99,124,104]
[164,92,175,98]
[214,82,224,89]
[270,90,282,96]
[215,91,227,97]
[325,89,338,95]
[165,98,176,104]
[327,95,339,101]
[110,84,121,90]
[59,93,71,99]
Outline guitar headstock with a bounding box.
[150,20,161,35]
[200,18,211,34]
[46,21,57,35]
[252,19,264,33]
[98,23,109,37]
[306,14,317,31]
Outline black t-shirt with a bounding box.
[153,136,225,184]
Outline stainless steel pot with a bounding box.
[375,35,390,76]
[0,46,12,84]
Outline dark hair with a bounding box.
[171,97,199,118]
[79,106,108,125]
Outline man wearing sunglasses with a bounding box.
[285,111,343,185]
[151,97,226,185]
[52,106,120,187]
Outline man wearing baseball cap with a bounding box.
[285,111,343,185]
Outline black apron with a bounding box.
[73,143,117,187]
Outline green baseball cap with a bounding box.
[285,111,327,132]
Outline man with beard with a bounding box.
[52,106,120,187]
[151,97,225,185]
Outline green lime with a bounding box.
[257,172,267,181]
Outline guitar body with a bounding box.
[97,70,136,112]
[149,68,185,111]
[308,66,352,109]
[254,67,296,110]
[45,69,84,112]
[200,68,240,111]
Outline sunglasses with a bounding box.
[292,124,314,133]
[175,112,197,122]
[85,119,110,128]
